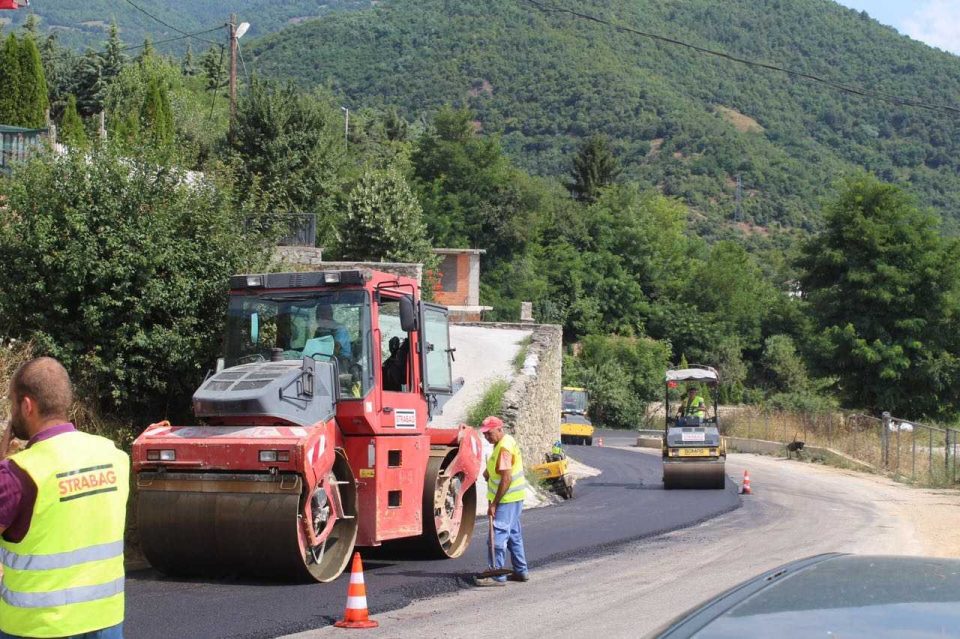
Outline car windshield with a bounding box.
[223,289,372,399]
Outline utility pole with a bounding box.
[735,173,743,222]
[228,13,238,129]
[341,106,349,145]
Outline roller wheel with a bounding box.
[418,453,477,559]
[585,437,593,446]
[299,452,359,582]
[137,452,358,583]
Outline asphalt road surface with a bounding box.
[288,434,931,639]
[124,429,739,639]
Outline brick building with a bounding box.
[432,248,491,322]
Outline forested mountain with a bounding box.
[248,0,960,233]
[0,0,370,52]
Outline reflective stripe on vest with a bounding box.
[486,434,526,504]
[0,430,129,637]
[0,540,124,571]
[1,576,124,608]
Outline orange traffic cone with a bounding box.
[741,470,752,495]
[596,437,603,447]
[334,552,378,629]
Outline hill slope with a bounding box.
[0,0,370,52]
[248,0,960,231]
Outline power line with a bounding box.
[237,39,251,84]
[208,44,226,122]
[521,0,960,116]
[117,26,224,52]
[120,0,220,46]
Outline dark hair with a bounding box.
[10,357,73,420]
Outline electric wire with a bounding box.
[521,0,960,115]
[208,44,226,121]
[117,26,223,52]
[119,0,220,46]
[237,40,252,85]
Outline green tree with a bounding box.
[201,46,226,92]
[0,145,273,419]
[685,241,776,351]
[564,334,671,429]
[72,49,106,117]
[181,44,197,77]
[0,35,20,124]
[338,165,434,264]
[231,79,346,244]
[58,94,88,148]
[567,134,621,203]
[140,75,174,147]
[798,175,960,417]
[101,21,127,83]
[16,34,48,128]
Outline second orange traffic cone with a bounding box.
[741,470,752,495]
[334,552,379,629]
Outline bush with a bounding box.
[0,145,274,423]
[564,334,672,429]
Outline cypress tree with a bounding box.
[59,94,88,148]
[0,35,20,125]
[17,35,49,128]
[181,44,197,77]
[140,76,173,147]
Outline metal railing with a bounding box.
[722,407,960,486]
[245,212,317,247]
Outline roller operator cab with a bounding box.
[560,387,594,445]
[662,366,726,489]
[132,269,483,582]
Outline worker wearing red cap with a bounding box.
[475,416,529,586]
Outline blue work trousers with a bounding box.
[490,500,528,582]
[0,622,123,639]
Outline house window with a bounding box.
[440,255,459,292]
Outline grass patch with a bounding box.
[466,378,509,427]
[511,336,533,374]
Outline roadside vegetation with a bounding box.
[1,13,959,446]
[466,379,510,428]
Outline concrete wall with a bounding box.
[497,324,563,466]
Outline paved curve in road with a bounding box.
[125,430,738,639]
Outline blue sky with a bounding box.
[834,1,960,54]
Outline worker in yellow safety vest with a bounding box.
[475,416,529,586]
[678,386,706,424]
[0,357,129,639]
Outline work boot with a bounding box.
[473,576,506,587]
[507,572,529,583]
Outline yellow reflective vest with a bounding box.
[0,430,129,638]
[682,395,706,418]
[486,434,526,504]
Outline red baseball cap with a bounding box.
[480,416,504,433]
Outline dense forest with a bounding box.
[0,0,369,52]
[1,2,960,428]
[249,0,960,235]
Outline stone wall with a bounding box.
[270,250,423,283]
[498,324,563,466]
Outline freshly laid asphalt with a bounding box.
[124,429,740,639]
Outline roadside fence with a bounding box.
[721,407,959,487]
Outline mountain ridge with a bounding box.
[246,0,960,232]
